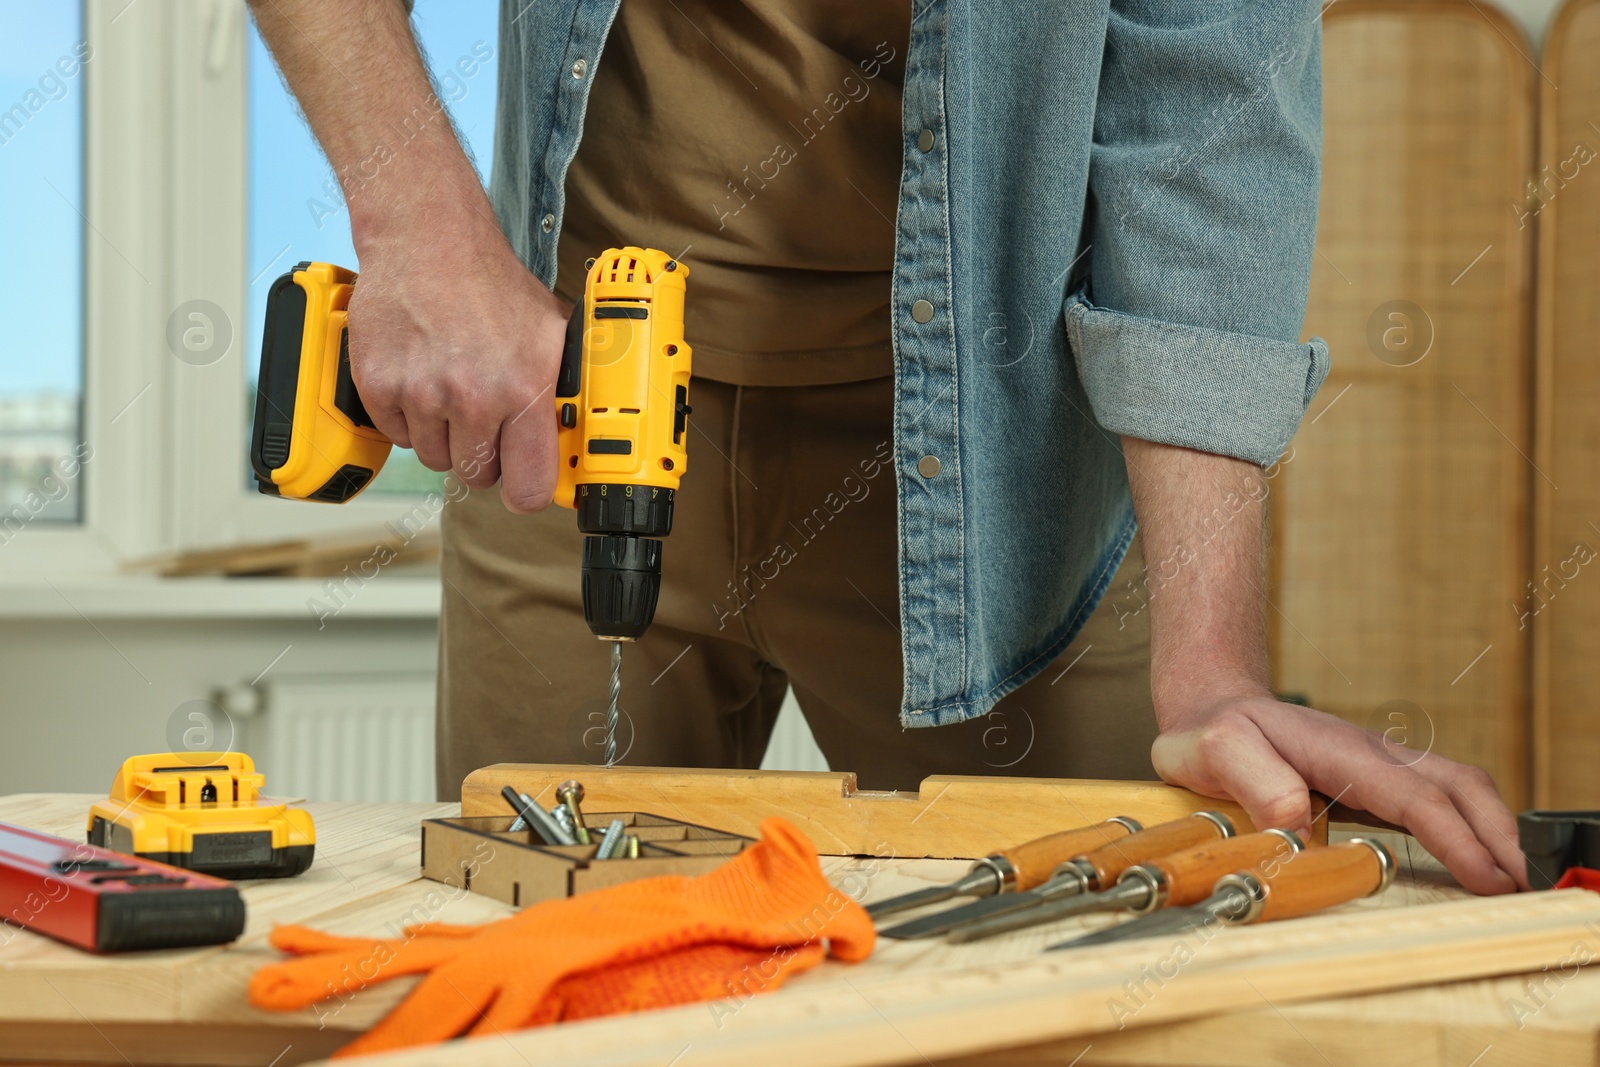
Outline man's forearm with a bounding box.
[247,0,487,246]
[1120,436,1275,721]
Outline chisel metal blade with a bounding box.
[865,867,999,920]
[881,873,1086,939]
[948,880,1150,943]
[879,888,1043,939]
[1047,891,1247,951]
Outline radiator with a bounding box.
[241,675,821,799]
[242,674,436,803]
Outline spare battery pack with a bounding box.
[86,752,315,880]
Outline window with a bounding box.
[0,1,504,576]
[0,1,86,527]
[244,3,501,496]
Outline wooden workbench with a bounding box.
[3,792,1599,1067]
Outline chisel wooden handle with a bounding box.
[1245,839,1394,923]
[1131,829,1304,908]
[1071,812,1233,888]
[1002,818,1139,891]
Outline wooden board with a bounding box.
[328,890,1600,1067]
[1271,0,1536,806]
[6,792,1600,1067]
[1532,0,1600,808]
[457,764,1332,856]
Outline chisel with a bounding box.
[946,828,1304,943]
[865,817,1143,921]
[1046,837,1396,951]
[880,811,1235,940]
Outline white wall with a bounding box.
[0,607,437,795]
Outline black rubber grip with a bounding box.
[250,272,308,484]
[557,296,584,398]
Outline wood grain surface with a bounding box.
[4,793,1600,1067]
[1533,0,1600,808]
[1272,0,1536,806]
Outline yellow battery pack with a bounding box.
[86,753,315,880]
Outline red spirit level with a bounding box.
[0,821,245,952]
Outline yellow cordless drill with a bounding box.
[250,249,692,765]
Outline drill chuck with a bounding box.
[581,533,663,641]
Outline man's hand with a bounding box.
[249,0,567,511]
[1121,436,1528,895]
[1151,690,1527,895]
[348,221,569,511]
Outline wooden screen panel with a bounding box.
[1535,0,1600,807]
[1271,1,1535,805]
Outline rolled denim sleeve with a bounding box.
[1070,1,1330,467]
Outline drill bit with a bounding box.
[605,639,622,768]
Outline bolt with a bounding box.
[556,779,590,844]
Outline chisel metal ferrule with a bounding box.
[972,855,1019,894]
[1350,837,1398,891]
[1191,811,1236,837]
[1047,859,1097,893]
[1116,863,1172,915]
[1209,871,1271,924]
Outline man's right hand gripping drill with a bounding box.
[250,0,568,513]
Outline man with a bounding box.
[251,0,1529,895]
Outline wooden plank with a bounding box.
[307,891,1600,1067]
[1271,0,1536,805]
[1532,0,1600,807]
[457,764,1330,858]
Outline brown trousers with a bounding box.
[436,375,1158,800]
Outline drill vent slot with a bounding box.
[606,256,651,285]
[620,408,640,414]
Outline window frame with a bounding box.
[0,0,442,582]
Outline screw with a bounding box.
[594,818,627,859]
[626,834,640,859]
[556,780,590,844]
[549,803,576,839]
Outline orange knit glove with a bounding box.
[249,817,873,1057]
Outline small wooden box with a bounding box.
[420,810,750,908]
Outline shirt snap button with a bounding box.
[570,58,588,79]
[541,213,555,233]
[911,299,935,323]
[917,128,935,152]
[917,455,942,479]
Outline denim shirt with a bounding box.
[488,1,1331,729]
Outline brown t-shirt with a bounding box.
[554,2,909,386]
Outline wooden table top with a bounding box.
[2,793,1598,1067]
